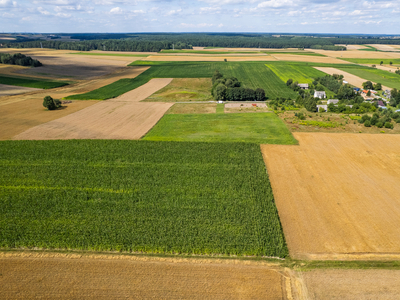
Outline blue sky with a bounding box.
[1,0,400,34]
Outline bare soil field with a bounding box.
[335,44,369,50]
[0,48,140,80]
[314,67,391,91]
[272,54,350,64]
[145,78,213,102]
[261,133,400,260]
[367,44,400,52]
[225,102,270,113]
[0,252,288,300]
[0,84,41,96]
[13,78,174,140]
[143,55,277,62]
[167,103,217,114]
[297,269,400,299]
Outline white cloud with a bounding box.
[258,0,293,8]
[110,6,123,13]
[166,8,182,15]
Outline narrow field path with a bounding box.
[13,78,174,140]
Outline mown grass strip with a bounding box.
[143,113,298,145]
[0,75,69,89]
[0,140,288,257]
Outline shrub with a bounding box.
[364,120,371,127]
[384,122,394,129]
[376,122,383,128]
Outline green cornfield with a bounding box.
[0,140,288,257]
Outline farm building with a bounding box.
[298,84,309,90]
[317,105,328,112]
[327,99,339,105]
[314,91,326,99]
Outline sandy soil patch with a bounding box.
[0,253,287,300]
[298,269,400,299]
[261,133,400,260]
[143,55,277,62]
[314,67,391,91]
[0,84,41,96]
[13,78,174,140]
[272,54,350,64]
[225,102,270,113]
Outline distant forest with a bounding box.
[2,33,400,52]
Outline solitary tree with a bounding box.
[43,96,61,110]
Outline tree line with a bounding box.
[211,70,266,101]
[0,53,42,67]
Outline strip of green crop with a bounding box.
[266,63,328,84]
[0,140,288,258]
[340,58,400,65]
[65,62,297,100]
[143,113,298,145]
[0,75,69,89]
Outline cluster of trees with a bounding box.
[309,45,346,51]
[1,40,192,52]
[0,53,42,67]
[43,96,61,110]
[269,98,295,110]
[328,102,376,114]
[211,70,266,101]
[359,110,399,129]
[313,75,343,94]
[395,70,400,75]
[363,80,382,91]
[389,89,400,107]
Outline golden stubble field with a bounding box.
[0,253,289,300]
[261,132,400,260]
[13,78,174,140]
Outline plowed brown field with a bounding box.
[13,78,174,140]
[0,84,41,96]
[261,133,400,260]
[0,253,288,300]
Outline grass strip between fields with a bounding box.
[0,140,288,257]
[143,113,298,145]
[0,75,70,89]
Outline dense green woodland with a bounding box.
[0,140,288,257]
[0,53,42,67]
[4,33,400,51]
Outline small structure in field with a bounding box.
[298,84,309,90]
[314,91,326,99]
[327,99,339,105]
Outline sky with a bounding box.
[1,0,400,34]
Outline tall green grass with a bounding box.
[143,113,298,145]
[336,67,400,90]
[0,140,288,257]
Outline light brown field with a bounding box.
[0,84,41,96]
[367,44,400,52]
[0,252,288,300]
[261,133,400,260]
[272,54,351,64]
[314,67,391,91]
[335,44,368,50]
[311,49,400,59]
[297,269,400,300]
[143,55,277,62]
[225,102,270,113]
[13,78,174,140]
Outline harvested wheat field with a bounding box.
[335,44,369,50]
[314,67,391,91]
[297,269,400,299]
[143,55,277,62]
[311,49,400,59]
[368,44,400,52]
[0,84,41,96]
[261,133,400,260]
[14,78,173,140]
[0,253,288,300]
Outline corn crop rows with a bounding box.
[0,140,288,257]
